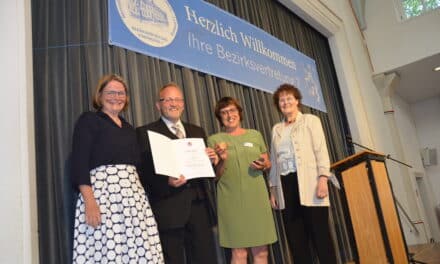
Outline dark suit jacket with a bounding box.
[136,118,216,229]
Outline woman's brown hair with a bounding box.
[272,83,302,112]
[214,97,243,126]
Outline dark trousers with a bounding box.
[159,199,217,264]
[281,172,337,264]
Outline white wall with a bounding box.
[363,0,440,73]
[393,95,425,174]
[393,94,440,241]
[0,0,38,263]
[362,0,440,242]
[412,96,440,203]
[330,2,426,245]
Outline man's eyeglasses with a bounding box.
[159,97,184,104]
[102,90,127,97]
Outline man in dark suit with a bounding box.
[136,82,219,264]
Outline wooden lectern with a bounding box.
[331,151,409,264]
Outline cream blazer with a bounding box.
[268,112,331,208]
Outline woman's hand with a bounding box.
[270,193,279,209]
[269,187,279,209]
[206,147,219,165]
[84,198,101,228]
[214,142,228,161]
[250,153,271,171]
[79,185,101,228]
[316,176,329,199]
[213,142,228,179]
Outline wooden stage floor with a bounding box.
[408,242,440,264]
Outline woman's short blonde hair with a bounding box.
[92,74,130,111]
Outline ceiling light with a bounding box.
[434,66,440,72]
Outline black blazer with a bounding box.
[136,119,216,229]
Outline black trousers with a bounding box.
[281,172,337,264]
[159,198,217,264]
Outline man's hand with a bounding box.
[168,175,187,187]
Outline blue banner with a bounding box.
[109,0,326,112]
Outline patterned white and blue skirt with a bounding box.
[72,164,164,264]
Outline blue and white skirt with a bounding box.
[72,164,164,264]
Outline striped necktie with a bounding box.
[172,124,184,139]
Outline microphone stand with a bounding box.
[346,137,426,264]
[347,137,412,168]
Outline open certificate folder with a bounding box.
[147,130,216,179]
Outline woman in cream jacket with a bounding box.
[268,83,337,264]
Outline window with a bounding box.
[397,0,440,20]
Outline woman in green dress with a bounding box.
[208,97,277,264]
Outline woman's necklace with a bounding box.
[285,112,297,125]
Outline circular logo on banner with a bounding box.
[115,0,178,47]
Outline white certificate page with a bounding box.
[147,131,215,179]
